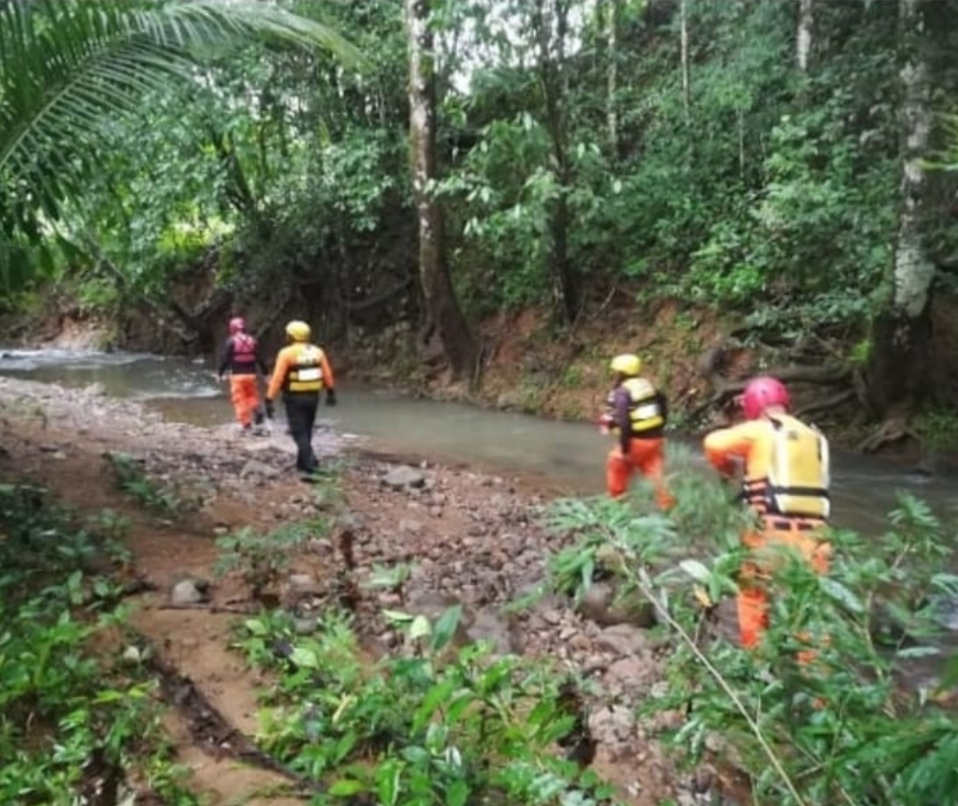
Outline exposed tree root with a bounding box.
[692,334,855,427]
[152,602,256,614]
[857,414,921,454]
[794,389,856,419]
[138,633,325,795]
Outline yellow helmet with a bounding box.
[285,320,311,342]
[610,353,641,376]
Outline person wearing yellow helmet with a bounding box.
[599,353,674,509]
[265,320,337,480]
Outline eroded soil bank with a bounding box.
[0,376,749,806]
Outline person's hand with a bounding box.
[265,399,275,419]
[325,389,337,407]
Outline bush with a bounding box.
[545,480,958,806]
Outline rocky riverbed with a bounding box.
[0,376,743,806]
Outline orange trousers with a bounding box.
[229,374,261,427]
[737,519,832,654]
[606,437,675,510]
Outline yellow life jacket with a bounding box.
[286,344,325,393]
[605,377,665,436]
[755,415,830,519]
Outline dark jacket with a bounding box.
[218,333,268,376]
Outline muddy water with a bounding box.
[3,348,955,538]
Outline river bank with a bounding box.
[5,299,929,462]
[0,375,748,806]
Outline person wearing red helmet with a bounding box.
[217,317,269,434]
[703,376,832,652]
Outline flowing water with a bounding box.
[3,348,954,536]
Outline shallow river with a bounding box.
[2,348,954,539]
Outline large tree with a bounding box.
[0,0,359,289]
[404,0,477,379]
[863,0,933,439]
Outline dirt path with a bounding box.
[0,376,740,806]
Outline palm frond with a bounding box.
[0,0,364,288]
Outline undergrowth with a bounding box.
[543,475,958,806]
[232,606,615,805]
[104,450,201,519]
[0,482,199,804]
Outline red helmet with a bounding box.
[741,376,790,420]
[229,317,246,335]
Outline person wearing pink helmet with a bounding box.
[217,316,269,434]
[703,376,832,654]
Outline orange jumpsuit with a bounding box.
[218,332,267,428]
[703,417,831,650]
[604,379,675,510]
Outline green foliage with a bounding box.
[104,451,198,519]
[913,406,958,455]
[7,0,958,391]
[0,484,198,804]
[233,605,618,805]
[215,522,323,602]
[546,480,958,806]
[0,0,360,290]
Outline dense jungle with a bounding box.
[2,1,958,805]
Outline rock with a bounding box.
[294,616,319,635]
[382,466,426,489]
[464,608,522,655]
[240,459,280,479]
[399,519,424,535]
[337,513,364,531]
[577,582,657,628]
[606,656,650,684]
[588,704,635,745]
[558,626,578,642]
[595,624,650,656]
[691,766,714,794]
[581,654,609,674]
[287,573,322,597]
[171,579,206,606]
[495,390,525,411]
[541,608,563,626]
[121,645,144,664]
[40,443,59,453]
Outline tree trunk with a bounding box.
[680,0,691,121]
[865,0,933,419]
[403,0,476,379]
[796,0,813,72]
[603,0,619,154]
[534,0,579,324]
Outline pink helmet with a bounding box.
[741,376,790,420]
[229,317,246,335]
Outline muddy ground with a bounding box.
[0,376,745,806]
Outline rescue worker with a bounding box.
[600,354,675,510]
[217,317,268,434]
[703,376,832,652]
[264,320,337,479]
